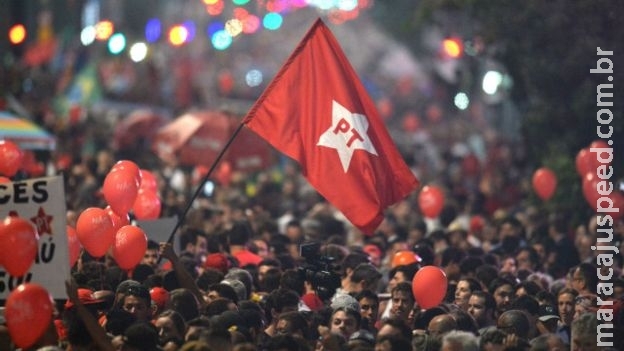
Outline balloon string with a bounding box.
[157,122,246,264]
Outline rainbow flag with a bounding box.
[0,111,56,150]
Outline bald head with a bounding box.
[497,310,530,339]
[428,314,458,339]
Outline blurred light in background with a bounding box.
[9,24,27,45]
[454,92,469,110]
[169,25,188,46]
[212,30,233,50]
[95,20,114,41]
[482,70,503,95]
[182,20,197,43]
[442,37,463,59]
[225,19,243,37]
[129,42,148,62]
[207,21,225,37]
[337,0,359,11]
[145,18,162,43]
[233,0,251,4]
[108,33,126,54]
[80,26,96,46]
[242,15,260,34]
[263,12,283,30]
[206,0,225,16]
[245,69,263,87]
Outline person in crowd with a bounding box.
[556,287,578,345]
[388,281,415,323]
[355,289,380,332]
[496,310,531,349]
[143,240,161,271]
[155,309,187,348]
[227,220,263,267]
[440,330,479,351]
[467,290,497,332]
[535,304,559,336]
[454,277,482,311]
[427,313,458,343]
[179,228,208,266]
[570,262,598,296]
[117,284,154,322]
[530,333,567,351]
[488,277,515,318]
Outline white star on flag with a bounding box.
[317,100,378,172]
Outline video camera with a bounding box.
[297,242,341,302]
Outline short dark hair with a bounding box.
[228,221,254,246]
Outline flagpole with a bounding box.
[158,122,246,262]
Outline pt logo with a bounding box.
[317,100,378,172]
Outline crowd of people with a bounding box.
[1,34,623,351]
[0,121,622,350]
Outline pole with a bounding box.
[157,122,246,262]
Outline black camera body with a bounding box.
[298,242,341,302]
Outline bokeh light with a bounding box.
[145,18,162,43]
[206,1,225,16]
[245,69,263,87]
[9,24,27,45]
[442,37,463,58]
[169,25,188,46]
[263,12,283,30]
[95,20,114,41]
[233,0,250,5]
[107,33,126,54]
[482,70,503,95]
[212,30,233,50]
[225,19,243,37]
[80,26,96,46]
[129,42,148,62]
[337,0,358,11]
[183,20,196,43]
[242,15,260,34]
[207,21,225,37]
[454,92,470,110]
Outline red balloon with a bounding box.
[103,167,139,216]
[112,160,141,184]
[418,185,445,218]
[106,206,130,232]
[0,216,39,277]
[139,169,158,192]
[112,225,148,270]
[532,167,557,201]
[132,189,162,220]
[391,250,422,268]
[412,266,448,309]
[5,283,54,348]
[575,148,599,177]
[76,207,115,258]
[0,140,24,177]
[67,226,81,268]
[582,173,600,210]
[0,176,11,183]
[590,139,610,150]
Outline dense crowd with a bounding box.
[0,115,622,351]
[1,43,623,351]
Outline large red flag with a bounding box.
[243,19,420,234]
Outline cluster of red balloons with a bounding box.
[418,185,445,218]
[71,160,160,270]
[576,140,623,218]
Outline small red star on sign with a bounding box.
[30,207,53,235]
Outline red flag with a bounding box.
[243,19,420,234]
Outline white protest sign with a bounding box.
[0,176,70,299]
